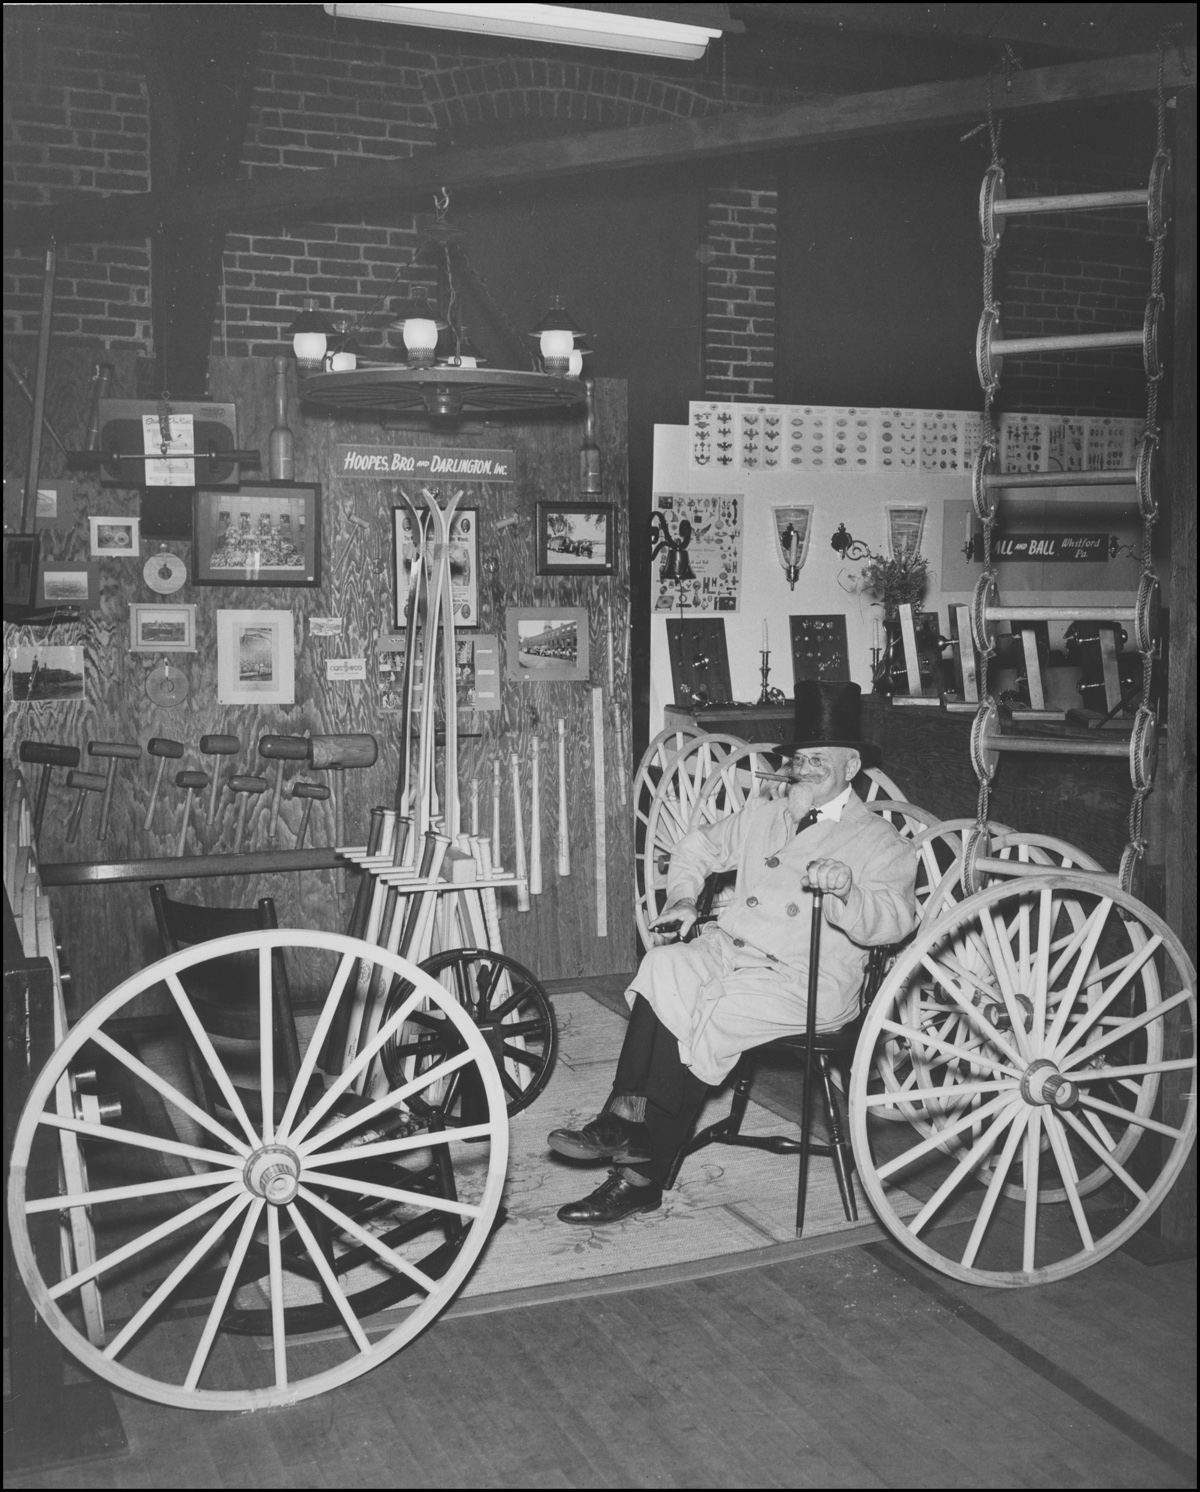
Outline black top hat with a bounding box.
[775,680,880,767]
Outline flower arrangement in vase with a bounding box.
[859,545,931,693]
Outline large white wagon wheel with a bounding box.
[636,732,744,947]
[850,875,1196,1286]
[7,930,508,1411]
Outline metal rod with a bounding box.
[987,604,1136,623]
[992,329,1142,356]
[4,358,69,458]
[988,735,1130,759]
[993,188,1145,217]
[982,467,1133,490]
[21,245,56,533]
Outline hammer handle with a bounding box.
[144,755,169,832]
[177,788,196,858]
[97,758,118,842]
[297,798,314,850]
[66,788,88,844]
[32,767,52,840]
[269,761,285,840]
[234,794,250,853]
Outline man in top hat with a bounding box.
[549,680,917,1224]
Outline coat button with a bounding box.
[746,896,759,907]
[766,856,780,868]
[786,903,799,917]
[733,938,745,948]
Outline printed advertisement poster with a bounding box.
[651,492,742,613]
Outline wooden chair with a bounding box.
[149,883,302,1126]
[662,874,893,1236]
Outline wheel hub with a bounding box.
[983,992,1034,1032]
[244,1144,301,1205]
[1020,1058,1078,1110]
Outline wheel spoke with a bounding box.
[49,1181,244,1300]
[278,950,357,1138]
[919,956,1026,1069]
[908,1100,1022,1235]
[40,1110,245,1170]
[293,1186,440,1295]
[879,1018,1020,1081]
[1044,901,1113,1050]
[1042,1113,1094,1252]
[267,1205,288,1389]
[1054,935,1164,1060]
[1078,1092,1186,1139]
[1022,1109,1042,1272]
[475,958,506,1016]
[500,1042,542,1069]
[104,1192,252,1359]
[498,1067,523,1100]
[978,906,1034,1061]
[165,971,259,1146]
[27,1169,242,1215]
[961,1107,1031,1268]
[1061,988,1192,1072]
[185,1199,265,1391]
[1031,886,1053,1052]
[1072,1056,1193,1082]
[259,945,275,1144]
[284,1203,373,1354]
[299,1171,482,1221]
[302,1122,494,1168]
[862,1077,1020,1108]
[877,1090,1017,1182]
[301,1050,476,1154]
[491,987,532,1022]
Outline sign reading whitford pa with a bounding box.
[335,445,515,480]
[990,533,1112,562]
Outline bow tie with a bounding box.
[795,809,820,834]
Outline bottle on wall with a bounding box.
[269,356,294,480]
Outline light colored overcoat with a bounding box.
[627,792,917,1086]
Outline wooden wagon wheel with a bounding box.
[861,766,906,802]
[636,733,745,948]
[7,930,508,1410]
[849,875,1196,1286]
[378,947,558,1116]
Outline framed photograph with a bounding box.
[393,507,478,629]
[3,534,40,609]
[90,515,140,557]
[129,602,197,653]
[505,606,589,684]
[216,609,295,705]
[8,644,85,703]
[38,561,98,610]
[536,502,615,576]
[194,482,320,587]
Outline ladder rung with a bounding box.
[981,467,1133,490]
[979,157,1170,248]
[991,329,1142,357]
[988,734,1129,759]
[973,435,1159,521]
[986,604,1136,625]
[974,855,1120,888]
[977,301,1160,386]
[992,188,1145,217]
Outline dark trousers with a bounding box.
[611,996,711,1185]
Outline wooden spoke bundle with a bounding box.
[850,876,1196,1286]
[7,931,508,1409]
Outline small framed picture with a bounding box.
[216,609,295,705]
[38,561,97,609]
[3,534,40,609]
[536,503,615,576]
[8,644,85,703]
[129,602,197,652]
[393,507,478,629]
[90,515,140,557]
[505,606,590,683]
[194,482,321,587]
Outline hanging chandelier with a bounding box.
[291,191,589,421]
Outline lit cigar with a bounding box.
[754,770,799,782]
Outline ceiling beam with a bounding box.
[5,46,1193,251]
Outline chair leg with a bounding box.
[820,1055,857,1224]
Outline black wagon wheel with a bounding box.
[380,947,558,1117]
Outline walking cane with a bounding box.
[796,889,824,1235]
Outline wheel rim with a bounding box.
[8,930,508,1410]
[850,875,1196,1286]
[862,766,906,802]
[635,733,744,947]
[686,741,790,831]
[379,947,558,1116]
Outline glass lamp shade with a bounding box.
[402,318,440,365]
[529,294,584,374]
[567,348,584,377]
[330,346,358,372]
[289,297,333,371]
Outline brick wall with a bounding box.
[3,8,152,350]
[702,186,778,401]
[995,161,1156,418]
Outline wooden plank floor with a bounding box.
[8,979,1197,1490]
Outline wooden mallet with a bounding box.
[258,734,309,841]
[229,775,267,852]
[289,780,330,848]
[88,739,142,841]
[306,733,378,847]
[175,770,209,857]
[19,740,80,840]
[199,733,240,823]
[143,737,184,831]
[65,770,106,844]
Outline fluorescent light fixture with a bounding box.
[324,4,723,61]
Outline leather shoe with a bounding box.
[558,1169,663,1225]
[547,1111,652,1164]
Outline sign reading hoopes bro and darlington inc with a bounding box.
[990,533,1112,562]
[335,445,515,481]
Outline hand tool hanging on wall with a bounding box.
[20,246,55,535]
[290,780,330,849]
[19,741,80,841]
[64,770,105,844]
[492,758,503,869]
[556,718,570,877]
[592,686,608,938]
[229,775,267,852]
[395,499,429,817]
[509,751,530,912]
[174,771,209,857]
[470,777,479,837]
[258,734,308,841]
[88,740,142,842]
[529,735,542,896]
[307,733,378,848]
[143,737,184,831]
[199,733,240,824]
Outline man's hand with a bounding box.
[651,899,698,943]
[803,858,853,901]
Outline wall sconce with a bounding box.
[886,504,927,558]
[772,505,812,591]
[649,510,695,583]
[830,522,871,561]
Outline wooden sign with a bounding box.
[788,614,849,686]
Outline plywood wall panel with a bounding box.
[4,346,633,1015]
